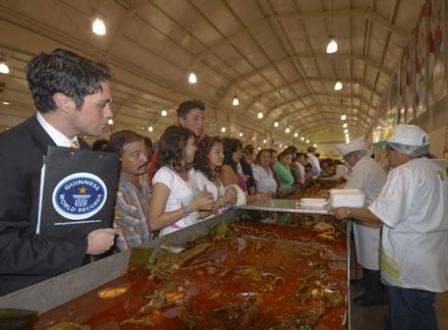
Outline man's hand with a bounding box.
[330,207,351,220]
[330,207,383,225]
[87,228,116,255]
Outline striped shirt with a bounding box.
[114,174,152,250]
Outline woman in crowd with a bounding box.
[293,152,308,185]
[241,144,257,195]
[221,138,247,191]
[221,137,270,203]
[191,136,238,215]
[148,126,214,236]
[268,148,280,185]
[252,148,277,194]
[274,149,295,192]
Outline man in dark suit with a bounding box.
[0,49,116,296]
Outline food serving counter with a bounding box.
[0,206,351,329]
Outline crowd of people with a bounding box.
[0,48,446,330]
[108,100,333,247]
[0,49,326,296]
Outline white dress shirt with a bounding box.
[36,112,79,148]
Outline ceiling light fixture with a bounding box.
[334,80,343,91]
[188,71,197,84]
[239,132,243,137]
[92,17,106,36]
[257,112,264,119]
[2,101,10,105]
[326,34,338,54]
[187,24,198,85]
[221,127,226,133]
[313,144,317,148]
[232,95,239,106]
[300,136,304,141]
[342,123,348,128]
[306,139,310,144]
[344,128,348,133]
[285,128,290,134]
[263,139,267,144]
[294,132,298,138]
[161,109,168,117]
[107,118,113,125]
[148,126,154,132]
[0,59,10,75]
[340,114,347,121]
[273,121,279,127]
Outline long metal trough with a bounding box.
[0,206,352,328]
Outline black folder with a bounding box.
[36,146,119,238]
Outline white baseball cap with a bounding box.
[387,124,429,146]
[336,136,366,156]
[373,124,430,157]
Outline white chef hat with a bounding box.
[336,136,366,156]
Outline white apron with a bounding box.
[353,223,380,270]
[345,156,386,271]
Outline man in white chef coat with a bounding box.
[336,137,386,306]
[333,124,448,330]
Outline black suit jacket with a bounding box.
[0,115,91,296]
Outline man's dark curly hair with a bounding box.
[157,125,195,172]
[193,136,223,181]
[26,48,111,113]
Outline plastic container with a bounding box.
[329,189,365,207]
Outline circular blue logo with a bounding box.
[52,172,108,220]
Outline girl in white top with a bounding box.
[252,149,277,194]
[191,136,238,216]
[149,126,214,236]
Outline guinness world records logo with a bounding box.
[52,172,107,220]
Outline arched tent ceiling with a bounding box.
[0,0,425,147]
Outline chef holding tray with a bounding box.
[335,137,387,306]
[333,125,448,330]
